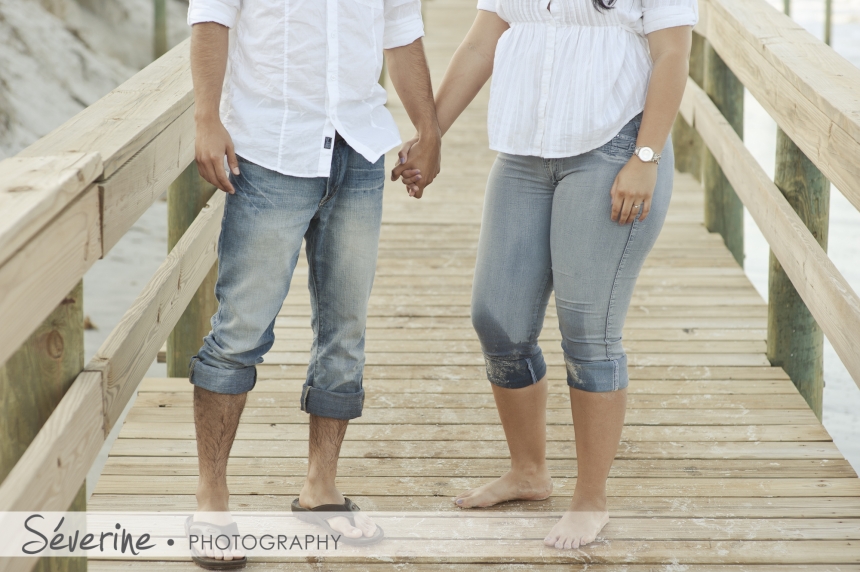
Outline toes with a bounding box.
[543,534,558,547]
[327,516,363,538]
[355,514,378,537]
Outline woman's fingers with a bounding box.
[639,199,651,222]
[617,195,634,225]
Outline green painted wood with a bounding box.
[154,0,168,59]
[824,0,833,46]
[672,32,705,180]
[166,163,218,379]
[768,128,830,420]
[0,281,87,572]
[703,41,744,266]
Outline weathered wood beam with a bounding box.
[702,41,744,265]
[88,192,225,433]
[0,188,101,368]
[679,77,860,391]
[701,0,860,212]
[768,129,830,418]
[167,163,218,378]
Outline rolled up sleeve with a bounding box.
[642,0,698,35]
[383,0,425,49]
[477,0,497,12]
[188,0,241,28]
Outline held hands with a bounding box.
[391,132,441,199]
[610,156,659,225]
[196,117,240,194]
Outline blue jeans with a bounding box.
[471,114,674,392]
[189,136,384,420]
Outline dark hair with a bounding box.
[592,0,617,10]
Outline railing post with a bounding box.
[0,281,87,572]
[154,0,168,59]
[672,31,705,180]
[167,163,219,378]
[703,41,744,266]
[768,128,830,419]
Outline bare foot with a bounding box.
[299,486,378,539]
[454,469,552,508]
[543,496,609,550]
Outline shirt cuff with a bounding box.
[383,18,425,49]
[477,0,497,12]
[642,7,698,35]
[187,1,239,28]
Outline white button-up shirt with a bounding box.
[188,0,424,177]
[477,0,698,158]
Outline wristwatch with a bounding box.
[634,146,661,165]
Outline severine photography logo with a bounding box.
[0,512,346,558]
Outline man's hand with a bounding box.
[196,118,240,194]
[385,37,441,199]
[391,132,440,198]
[191,22,235,193]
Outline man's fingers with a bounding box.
[197,160,218,192]
[210,156,235,194]
[227,145,240,176]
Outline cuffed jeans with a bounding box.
[471,113,674,393]
[189,136,384,420]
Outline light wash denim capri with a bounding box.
[471,113,674,393]
[189,135,384,420]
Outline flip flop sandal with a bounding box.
[184,516,248,570]
[290,497,385,546]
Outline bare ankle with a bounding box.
[570,489,607,512]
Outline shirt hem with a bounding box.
[489,107,646,159]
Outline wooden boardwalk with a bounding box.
[88,0,860,568]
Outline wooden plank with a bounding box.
[117,422,832,442]
[701,0,860,212]
[139,377,798,394]
[17,40,193,179]
[99,456,855,478]
[86,192,224,434]
[680,76,860,390]
[123,407,818,426]
[0,152,102,267]
[89,564,860,572]
[128,391,812,410]
[93,475,860,497]
[0,372,103,511]
[86,493,860,518]
[79,539,860,564]
[0,187,101,367]
[105,438,843,460]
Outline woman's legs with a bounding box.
[455,378,553,507]
[543,127,674,548]
[543,387,626,548]
[457,153,555,508]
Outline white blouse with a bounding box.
[477,0,698,158]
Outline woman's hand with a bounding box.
[610,157,658,225]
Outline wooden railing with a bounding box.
[1,0,860,570]
[674,0,860,416]
[0,39,207,572]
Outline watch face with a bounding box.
[638,147,655,162]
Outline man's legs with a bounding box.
[296,137,385,538]
[190,157,328,559]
